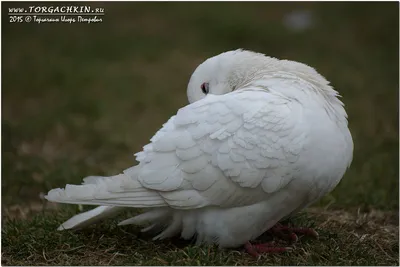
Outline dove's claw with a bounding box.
[253,242,275,248]
[244,242,260,258]
[289,232,299,243]
[290,227,319,239]
[244,241,291,257]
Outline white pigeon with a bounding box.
[46,49,353,252]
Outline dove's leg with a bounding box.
[269,223,319,243]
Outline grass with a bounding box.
[2,2,399,266]
[2,207,398,265]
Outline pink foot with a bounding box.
[269,223,319,243]
[244,224,319,257]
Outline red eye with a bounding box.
[201,82,209,94]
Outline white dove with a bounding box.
[46,49,353,256]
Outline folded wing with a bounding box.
[46,87,306,210]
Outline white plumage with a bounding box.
[46,49,353,248]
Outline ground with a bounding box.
[2,2,399,266]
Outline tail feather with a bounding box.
[82,175,106,185]
[45,174,167,208]
[117,208,174,237]
[152,213,182,240]
[118,208,170,226]
[58,206,124,230]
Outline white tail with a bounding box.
[45,173,168,231]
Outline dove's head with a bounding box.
[187,49,267,103]
[187,49,339,105]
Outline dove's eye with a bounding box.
[201,82,209,94]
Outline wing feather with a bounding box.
[134,87,306,208]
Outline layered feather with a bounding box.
[46,88,305,210]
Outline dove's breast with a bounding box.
[130,176,317,248]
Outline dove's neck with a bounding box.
[223,54,348,122]
[229,56,338,97]
[240,70,349,126]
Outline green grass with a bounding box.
[2,2,399,266]
[2,207,398,266]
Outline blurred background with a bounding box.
[2,2,399,216]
